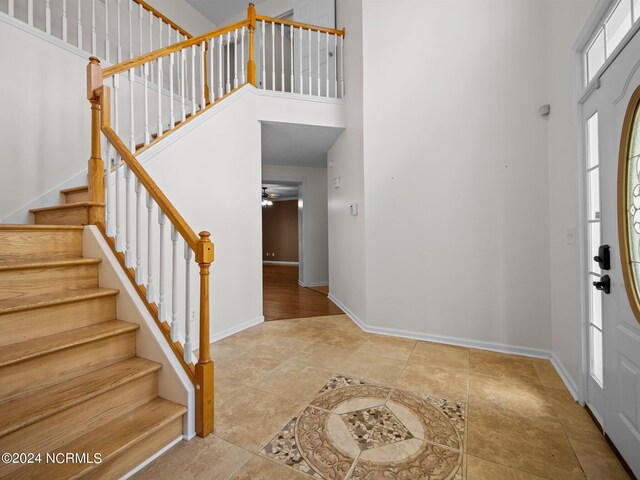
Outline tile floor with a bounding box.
[133,314,631,480]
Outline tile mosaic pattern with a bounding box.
[340,405,413,450]
[261,374,466,479]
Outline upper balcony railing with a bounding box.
[1,0,192,64]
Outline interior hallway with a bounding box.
[133,314,630,480]
[263,264,343,321]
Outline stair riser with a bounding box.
[0,230,83,259]
[0,332,136,402]
[0,264,99,302]
[64,190,90,204]
[0,372,158,479]
[33,206,90,226]
[0,295,117,347]
[87,416,183,480]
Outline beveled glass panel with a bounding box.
[590,326,604,385]
[587,28,606,81]
[589,275,603,330]
[630,108,640,158]
[588,168,601,220]
[587,113,599,168]
[589,222,602,274]
[606,0,632,53]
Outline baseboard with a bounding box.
[303,281,329,287]
[328,293,580,396]
[263,261,299,266]
[550,353,580,401]
[209,315,264,343]
[119,435,182,480]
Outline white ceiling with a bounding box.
[184,0,267,25]
[261,121,344,168]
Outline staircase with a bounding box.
[0,186,186,479]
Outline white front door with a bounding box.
[584,25,640,477]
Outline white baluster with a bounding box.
[209,39,214,101]
[125,165,133,267]
[299,28,303,94]
[105,146,113,236]
[45,0,51,34]
[8,0,13,18]
[91,0,96,55]
[281,23,284,92]
[184,243,193,363]
[326,32,329,97]
[116,0,121,62]
[62,0,67,42]
[135,179,143,284]
[158,210,167,321]
[234,29,239,89]
[138,3,143,59]
[157,57,163,137]
[113,74,122,251]
[128,0,133,60]
[191,46,197,115]
[146,192,154,302]
[27,0,33,26]
[169,52,175,127]
[340,35,344,98]
[170,225,179,341]
[104,0,109,62]
[77,0,82,49]
[200,42,206,108]
[218,35,223,98]
[148,10,153,82]
[334,35,338,98]
[290,26,294,93]
[271,22,275,90]
[143,63,150,145]
[226,32,231,93]
[261,20,266,89]
[114,153,122,248]
[317,30,320,96]
[180,47,186,122]
[308,28,312,94]
[241,27,246,84]
[128,68,135,151]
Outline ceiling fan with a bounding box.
[261,187,280,206]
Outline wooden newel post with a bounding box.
[195,231,214,437]
[247,3,257,86]
[87,56,105,225]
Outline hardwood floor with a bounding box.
[263,264,342,321]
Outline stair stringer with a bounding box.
[82,226,195,443]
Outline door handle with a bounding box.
[593,274,611,294]
[594,245,610,270]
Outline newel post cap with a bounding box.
[196,231,214,264]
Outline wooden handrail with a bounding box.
[132,0,193,39]
[103,20,251,78]
[255,14,345,36]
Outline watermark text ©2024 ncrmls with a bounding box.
[1,452,103,465]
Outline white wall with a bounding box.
[547,0,597,387]
[327,0,367,321]
[143,89,263,337]
[146,0,217,36]
[262,164,329,285]
[0,19,90,221]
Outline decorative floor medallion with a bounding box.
[260,375,466,479]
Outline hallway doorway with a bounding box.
[262,264,342,321]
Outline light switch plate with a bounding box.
[333,176,341,189]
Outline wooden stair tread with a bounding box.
[11,398,186,480]
[0,224,84,231]
[0,320,138,367]
[29,202,104,213]
[0,287,119,314]
[60,185,89,194]
[0,357,161,437]
[0,257,101,271]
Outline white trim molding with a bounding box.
[264,260,299,266]
[209,315,264,344]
